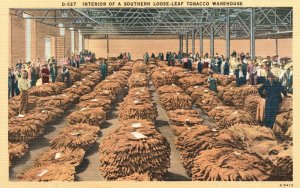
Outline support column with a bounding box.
[186,32,189,54]
[250,8,255,60]
[106,34,109,58]
[210,24,214,57]
[276,37,278,56]
[192,29,195,57]
[179,33,182,55]
[199,26,203,57]
[226,8,231,59]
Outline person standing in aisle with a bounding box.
[257,63,267,84]
[8,68,13,98]
[61,64,70,86]
[28,64,37,87]
[50,63,58,83]
[14,67,22,96]
[207,72,217,93]
[236,64,246,87]
[17,70,30,118]
[223,58,230,75]
[40,63,50,84]
[247,61,257,85]
[128,52,131,61]
[197,59,203,74]
[101,60,107,80]
[258,73,288,128]
[143,52,149,64]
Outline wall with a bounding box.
[84,37,292,59]
[11,15,25,66]
[10,15,79,66]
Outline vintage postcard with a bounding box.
[0,0,298,188]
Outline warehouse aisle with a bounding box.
[150,84,190,181]
[76,88,127,181]
[9,105,77,180]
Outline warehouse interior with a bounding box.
[8,8,293,181]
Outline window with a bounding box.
[45,37,51,60]
[23,13,31,62]
[79,31,83,52]
[71,29,75,54]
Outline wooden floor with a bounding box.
[9,81,217,181]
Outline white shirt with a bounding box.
[238,70,244,78]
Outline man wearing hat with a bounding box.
[258,73,287,128]
[40,62,50,84]
[256,62,267,84]
[61,63,70,86]
[17,70,30,117]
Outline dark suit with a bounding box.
[258,80,287,128]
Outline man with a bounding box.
[8,68,14,98]
[236,64,246,87]
[14,67,22,96]
[197,59,203,74]
[223,58,230,75]
[61,64,70,86]
[247,61,257,85]
[50,63,58,83]
[143,52,149,64]
[258,73,287,129]
[28,64,37,87]
[101,60,107,80]
[16,59,23,70]
[128,52,132,61]
[17,70,30,117]
[256,63,267,84]
[40,63,50,84]
[207,72,217,93]
[280,65,293,93]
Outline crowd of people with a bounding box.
[8,50,96,99]
[141,50,293,94]
[117,52,131,62]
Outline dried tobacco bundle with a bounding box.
[50,123,100,150]
[18,164,75,181]
[268,142,293,181]
[36,93,80,109]
[208,106,256,130]
[64,84,92,96]
[178,75,207,89]
[244,94,261,118]
[167,109,203,126]
[119,100,158,122]
[213,74,235,86]
[192,148,273,181]
[9,114,46,142]
[159,92,192,111]
[34,147,85,167]
[132,62,148,73]
[56,66,81,84]
[77,96,112,111]
[99,128,170,180]
[228,124,278,159]
[176,125,247,177]
[128,73,149,89]
[94,81,122,95]
[67,107,106,127]
[151,69,174,89]
[118,119,156,130]
[157,84,184,95]
[9,142,28,166]
[80,90,115,101]
[29,82,66,97]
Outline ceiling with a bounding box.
[10,8,292,38]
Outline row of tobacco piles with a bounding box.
[151,61,293,181]
[99,60,171,181]
[9,59,131,181]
